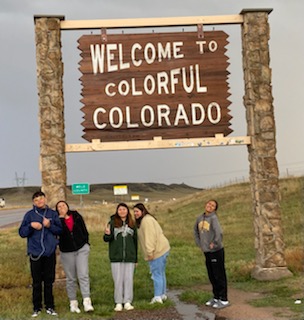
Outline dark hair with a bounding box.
[133,203,156,228]
[32,191,45,200]
[114,203,135,228]
[55,200,71,215]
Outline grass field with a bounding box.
[0,177,303,319]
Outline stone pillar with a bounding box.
[34,16,67,281]
[34,16,67,208]
[241,9,292,280]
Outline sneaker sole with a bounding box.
[213,303,230,309]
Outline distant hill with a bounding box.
[0,183,203,207]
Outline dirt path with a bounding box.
[207,287,296,320]
[111,286,298,320]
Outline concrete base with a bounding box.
[251,266,293,281]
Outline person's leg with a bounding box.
[204,252,219,299]
[76,244,91,298]
[30,257,43,311]
[111,263,123,304]
[149,255,165,298]
[160,252,169,296]
[42,253,56,309]
[211,248,228,301]
[75,244,94,311]
[60,251,78,301]
[122,263,135,304]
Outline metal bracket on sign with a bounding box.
[197,24,204,39]
[101,28,107,42]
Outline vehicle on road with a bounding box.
[0,198,5,208]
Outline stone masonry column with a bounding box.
[34,16,67,209]
[241,9,292,280]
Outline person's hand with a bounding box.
[42,218,51,228]
[147,255,154,261]
[31,222,42,230]
[104,223,111,235]
[209,242,214,249]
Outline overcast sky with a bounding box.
[0,0,303,189]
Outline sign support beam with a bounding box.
[66,135,250,153]
[60,14,244,30]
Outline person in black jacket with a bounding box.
[55,201,94,313]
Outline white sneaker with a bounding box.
[150,296,163,304]
[70,300,81,313]
[124,302,134,310]
[46,308,58,316]
[83,297,94,312]
[114,303,123,311]
[212,299,230,309]
[205,298,218,306]
[161,294,168,301]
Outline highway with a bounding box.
[0,208,26,228]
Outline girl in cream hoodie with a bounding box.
[133,203,170,304]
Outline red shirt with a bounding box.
[65,214,74,232]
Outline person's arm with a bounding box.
[103,220,114,242]
[134,227,138,263]
[210,216,222,249]
[193,216,201,247]
[77,212,90,243]
[141,218,157,260]
[47,211,62,235]
[19,212,35,238]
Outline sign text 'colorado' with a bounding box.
[78,31,232,142]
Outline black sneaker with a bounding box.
[31,309,41,318]
[46,308,58,316]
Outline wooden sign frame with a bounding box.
[58,14,251,152]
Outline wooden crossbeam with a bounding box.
[60,15,243,30]
[65,135,251,153]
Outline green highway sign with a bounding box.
[72,183,90,195]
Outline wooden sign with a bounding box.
[78,31,232,142]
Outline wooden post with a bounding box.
[34,16,67,208]
[241,9,292,280]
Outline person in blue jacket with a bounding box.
[19,191,62,318]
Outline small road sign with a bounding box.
[72,183,90,195]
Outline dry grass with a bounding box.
[285,247,304,274]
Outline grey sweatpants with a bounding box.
[111,262,135,304]
[60,243,91,300]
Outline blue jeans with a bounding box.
[149,251,169,297]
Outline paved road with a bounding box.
[0,208,26,228]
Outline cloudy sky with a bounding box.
[1,0,303,189]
